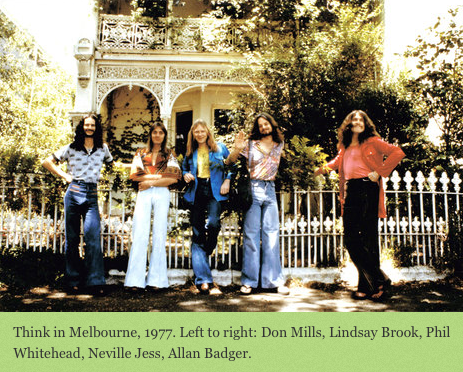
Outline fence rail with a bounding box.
[1,170,461,271]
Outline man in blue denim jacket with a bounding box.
[182,119,234,294]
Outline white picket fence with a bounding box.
[0,170,461,270]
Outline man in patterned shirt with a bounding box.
[226,113,289,295]
[42,114,113,295]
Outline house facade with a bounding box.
[71,0,250,159]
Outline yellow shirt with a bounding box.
[197,146,210,178]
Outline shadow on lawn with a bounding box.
[1,278,463,312]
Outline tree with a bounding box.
[0,11,75,174]
[405,8,463,170]
[211,1,384,146]
[210,0,437,182]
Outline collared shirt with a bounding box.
[241,140,284,181]
[53,144,113,183]
[325,136,405,218]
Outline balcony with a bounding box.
[98,14,289,53]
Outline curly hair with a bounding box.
[70,114,103,151]
[337,110,380,149]
[250,112,284,143]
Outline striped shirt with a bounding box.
[242,140,284,181]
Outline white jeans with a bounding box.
[124,186,170,288]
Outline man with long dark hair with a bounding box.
[226,112,289,295]
[42,114,113,295]
[315,110,405,301]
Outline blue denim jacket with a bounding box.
[182,142,234,204]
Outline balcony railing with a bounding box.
[98,14,289,53]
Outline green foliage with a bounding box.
[383,242,415,268]
[219,1,386,152]
[209,0,378,24]
[432,212,463,275]
[355,84,438,174]
[0,245,132,291]
[210,0,314,23]
[106,118,152,163]
[405,8,463,170]
[0,246,65,290]
[132,0,167,19]
[217,1,428,185]
[278,136,328,190]
[215,0,437,185]
[103,88,161,164]
[0,11,74,174]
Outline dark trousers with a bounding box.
[343,178,388,294]
[190,178,222,284]
[64,181,105,288]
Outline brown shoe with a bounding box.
[189,284,200,294]
[209,283,223,295]
[371,285,387,302]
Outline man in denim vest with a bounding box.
[42,114,113,295]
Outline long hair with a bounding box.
[250,112,284,143]
[70,113,103,151]
[338,110,380,149]
[146,122,169,156]
[185,119,218,157]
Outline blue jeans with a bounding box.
[63,181,105,287]
[190,178,222,284]
[241,180,284,288]
[124,187,170,288]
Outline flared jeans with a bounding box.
[241,180,284,288]
[343,178,389,294]
[125,186,170,288]
[64,180,105,288]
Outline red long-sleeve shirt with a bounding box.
[324,136,405,218]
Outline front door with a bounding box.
[175,110,193,156]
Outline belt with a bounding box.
[71,180,98,189]
[346,177,374,183]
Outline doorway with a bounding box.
[175,110,193,156]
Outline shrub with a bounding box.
[0,246,65,290]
